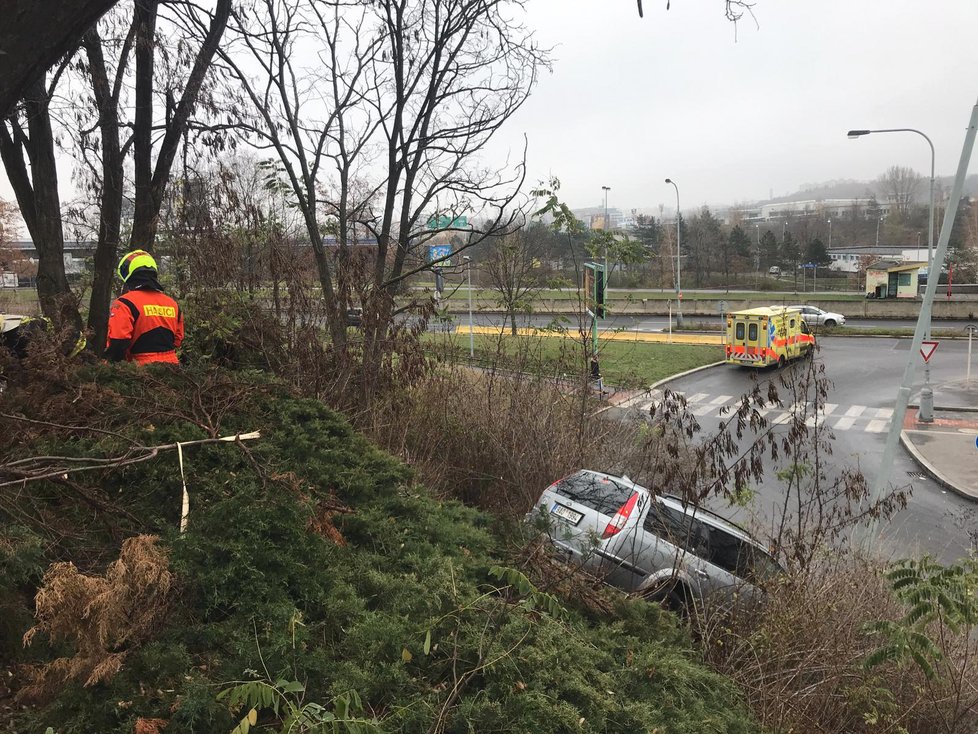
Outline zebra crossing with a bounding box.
[620,389,897,434]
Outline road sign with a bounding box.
[427,244,453,265]
[718,300,728,313]
[920,340,939,363]
[427,215,468,230]
[965,324,978,335]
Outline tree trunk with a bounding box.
[0,79,79,329]
[130,0,158,249]
[83,28,124,354]
[129,0,231,250]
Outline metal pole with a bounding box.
[665,179,683,326]
[876,216,882,247]
[828,219,832,250]
[465,256,474,358]
[864,101,978,548]
[968,330,973,384]
[602,185,611,288]
[755,224,760,289]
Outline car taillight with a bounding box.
[601,491,639,539]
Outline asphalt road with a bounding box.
[457,312,977,333]
[610,337,977,564]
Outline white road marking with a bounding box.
[865,419,888,433]
[686,393,709,404]
[875,407,894,419]
[833,416,856,431]
[845,405,867,418]
[805,403,838,427]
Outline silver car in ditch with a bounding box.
[528,469,781,611]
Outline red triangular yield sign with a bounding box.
[920,340,939,363]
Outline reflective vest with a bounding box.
[107,288,183,364]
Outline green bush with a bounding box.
[0,364,757,733]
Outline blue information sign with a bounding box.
[428,245,453,265]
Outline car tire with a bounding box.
[778,356,786,369]
[824,319,836,328]
[644,581,693,619]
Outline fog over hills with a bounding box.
[767,175,978,206]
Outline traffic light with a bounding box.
[595,268,606,319]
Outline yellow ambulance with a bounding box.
[724,306,815,368]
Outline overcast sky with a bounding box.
[4,1,978,221]
[495,0,978,213]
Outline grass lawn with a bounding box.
[0,288,40,312]
[425,331,722,387]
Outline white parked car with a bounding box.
[789,305,845,328]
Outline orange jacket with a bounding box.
[106,288,184,364]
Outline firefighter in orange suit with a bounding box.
[106,250,183,364]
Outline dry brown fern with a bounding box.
[18,535,173,702]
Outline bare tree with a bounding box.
[217,0,547,385]
[0,71,80,329]
[128,0,232,249]
[483,229,546,335]
[877,165,922,222]
[55,0,231,352]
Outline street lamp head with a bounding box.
[847,129,871,139]
[602,185,611,191]
[664,178,672,184]
[462,255,471,262]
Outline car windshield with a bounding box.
[549,472,634,517]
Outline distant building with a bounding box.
[572,207,625,230]
[827,245,904,272]
[865,260,926,299]
[728,198,886,224]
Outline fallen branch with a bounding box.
[0,431,261,488]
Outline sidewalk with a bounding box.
[901,377,978,499]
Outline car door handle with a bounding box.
[693,569,709,579]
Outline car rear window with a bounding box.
[549,472,634,517]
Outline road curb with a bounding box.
[591,360,726,417]
[899,429,976,500]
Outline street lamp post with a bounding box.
[875,215,883,247]
[664,178,683,326]
[463,255,473,359]
[848,127,938,422]
[827,218,832,250]
[848,128,936,271]
[602,185,611,287]
[754,223,760,288]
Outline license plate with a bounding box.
[551,502,583,525]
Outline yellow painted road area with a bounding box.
[456,325,723,346]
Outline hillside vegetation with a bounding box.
[0,357,756,733]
